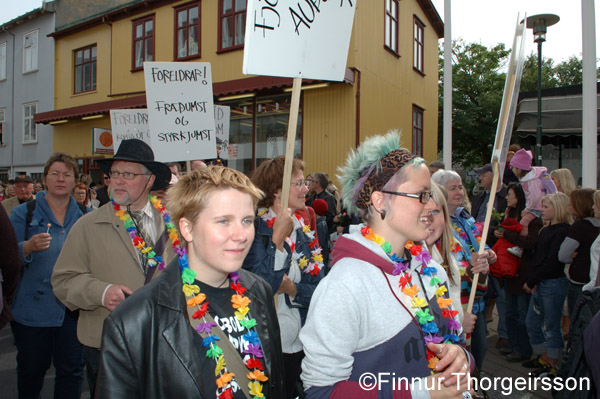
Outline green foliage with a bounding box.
[439,41,592,170]
[438,40,510,169]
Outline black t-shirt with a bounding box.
[190,279,269,399]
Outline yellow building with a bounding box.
[35,0,443,183]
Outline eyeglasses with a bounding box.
[380,190,432,204]
[48,171,74,179]
[292,180,310,188]
[109,171,150,180]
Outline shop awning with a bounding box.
[515,84,600,137]
[35,70,355,125]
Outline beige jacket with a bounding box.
[1,195,34,216]
[51,202,175,348]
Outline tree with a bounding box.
[439,41,594,170]
[438,40,510,169]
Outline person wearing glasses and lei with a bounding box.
[95,166,283,398]
[243,155,325,399]
[52,139,177,396]
[431,169,496,374]
[300,132,474,399]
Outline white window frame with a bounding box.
[23,30,39,73]
[0,108,6,146]
[0,42,7,80]
[22,102,38,144]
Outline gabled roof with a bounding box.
[0,5,54,31]
[416,0,444,38]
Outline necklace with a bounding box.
[258,207,324,276]
[360,225,461,373]
[113,195,267,398]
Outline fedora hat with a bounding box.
[96,139,171,190]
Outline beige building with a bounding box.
[35,0,443,183]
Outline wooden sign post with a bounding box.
[243,1,356,209]
[467,15,527,313]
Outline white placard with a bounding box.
[143,62,217,162]
[109,109,150,150]
[243,0,356,81]
[214,105,230,160]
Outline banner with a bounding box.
[243,1,356,81]
[109,109,150,151]
[143,62,217,162]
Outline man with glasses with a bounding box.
[1,175,35,216]
[52,139,176,397]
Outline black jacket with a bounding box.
[96,258,284,398]
[528,222,570,287]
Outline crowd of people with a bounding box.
[1,134,600,399]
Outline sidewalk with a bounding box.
[0,326,90,399]
[482,307,553,399]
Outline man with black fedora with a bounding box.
[52,139,176,396]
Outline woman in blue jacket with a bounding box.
[9,153,88,399]
[243,156,324,399]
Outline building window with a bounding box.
[23,102,37,143]
[413,16,425,74]
[384,0,399,55]
[23,30,38,73]
[0,42,6,80]
[217,94,302,174]
[219,0,246,51]
[132,15,155,70]
[0,108,5,146]
[412,105,424,156]
[175,2,200,60]
[74,45,97,94]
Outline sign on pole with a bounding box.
[109,109,150,150]
[143,62,217,163]
[243,1,356,82]
[214,105,230,160]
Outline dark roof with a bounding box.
[416,0,444,38]
[519,82,600,101]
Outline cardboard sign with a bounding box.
[109,109,150,150]
[143,62,217,162]
[92,128,114,154]
[243,0,356,81]
[214,105,230,160]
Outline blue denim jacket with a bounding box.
[243,215,323,324]
[9,191,88,327]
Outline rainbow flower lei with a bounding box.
[113,195,268,398]
[258,207,324,276]
[361,225,461,373]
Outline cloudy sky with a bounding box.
[2,0,598,63]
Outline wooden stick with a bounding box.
[280,77,302,210]
[185,160,191,174]
[466,160,500,313]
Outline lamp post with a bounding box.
[526,14,559,166]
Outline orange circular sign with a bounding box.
[99,131,113,147]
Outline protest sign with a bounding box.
[143,62,217,162]
[109,109,150,150]
[214,105,230,160]
[243,0,356,81]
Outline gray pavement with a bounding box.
[0,326,90,399]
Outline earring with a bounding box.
[380,209,386,220]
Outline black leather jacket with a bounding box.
[96,258,284,398]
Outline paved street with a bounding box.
[0,326,90,399]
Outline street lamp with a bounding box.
[526,14,559,166]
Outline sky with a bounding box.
[1,0,598,63]
[430,0,599,63]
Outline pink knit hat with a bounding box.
[510,149,533,171]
